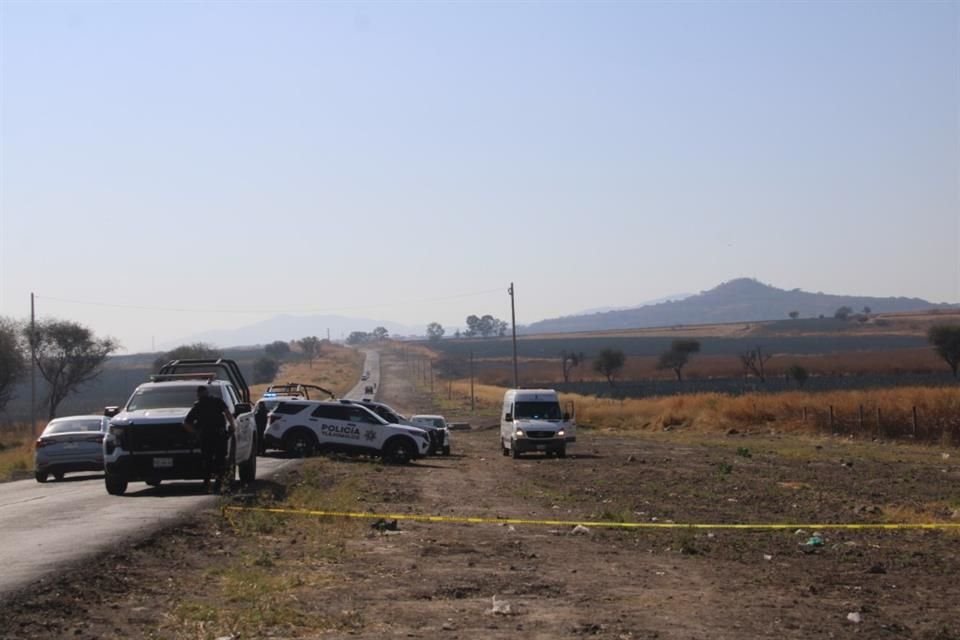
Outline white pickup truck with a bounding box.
[102,359,258,495]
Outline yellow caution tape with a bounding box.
[222,506,960,530]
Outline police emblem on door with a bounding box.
[364,429,376,442]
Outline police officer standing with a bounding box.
[183,385,237,492]
[254,401,268,455]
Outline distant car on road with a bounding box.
[34,415,110,483]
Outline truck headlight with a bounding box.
[557,430,565,437]
[515,429,524,437]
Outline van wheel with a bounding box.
[441,445,450,456]
[239,435,258,483]
[105,473,128,496]
[285,430,317,457]
[35,471,48,483]
[383,437,414,465]
[557,446,567,459]
[511,445,521,459]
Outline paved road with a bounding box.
[343,349,380,400]
[0,354,380,599]
[0,456,296,598]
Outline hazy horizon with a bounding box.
[2,1,957,353]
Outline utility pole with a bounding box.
[470,351,475,413]
[508,282,519,388]
[30,293,36,433]
[429,360,434,394]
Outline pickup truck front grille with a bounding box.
[126,423,198,452]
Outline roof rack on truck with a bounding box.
[157,358,250,402]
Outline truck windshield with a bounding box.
[127,386,222,411]
[514,402,561,420]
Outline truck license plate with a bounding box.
[153,457,173,469]
[536,444,546,451]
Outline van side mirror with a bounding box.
[234,402,252,416]
[104,406,120,418]
[504,413,512,421]
[563,412,570,421]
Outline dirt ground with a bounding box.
[2,350,959,639]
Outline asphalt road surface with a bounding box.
[0,352,381,599]
[343,349,380,401]
[0,456,296,599]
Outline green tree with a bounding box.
[928,325,960,377]
[25,319,118,419]
[371,326,389,341]
[0,317,25,413]
[834,306,854,320]
[426,322,445,342]
[154,342,220,370]
[264,340,291,359]
[593,349,626,388]
[297,336,322,368]
[786,364,809,387]
[656,339,701,382]
[346,331,371,345]
[253,357,280,384]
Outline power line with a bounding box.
[34,288,503,315]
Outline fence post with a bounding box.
[912,406,918,438]
[829,405,834,431]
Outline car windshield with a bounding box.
[43,419,104,434]
[514,402,561,420]
[127,386,221,411]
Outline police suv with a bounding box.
[264,399,430,464]
[103,359,258,495]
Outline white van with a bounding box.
[500,389,575,459]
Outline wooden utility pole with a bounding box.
[508,282,519,388]
[470,351,475,413]
[30,293,36,433]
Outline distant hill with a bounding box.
[166,314,421,349]
[523,278,953,334]
[569,293,693,316]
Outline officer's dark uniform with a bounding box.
[254,402,268,454]
[185,391,230,484]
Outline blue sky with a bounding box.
[1,1,957,352]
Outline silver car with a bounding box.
[34,415,110,483]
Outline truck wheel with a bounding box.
[105,473,128,496]
[511,444,521,459]
[557,446,567,459]
[239,435,258,484]
[383,437,414,465]
[441,445,451,456]
[284,430,317,457]
[146,479,162,487]
[35,471,48,483]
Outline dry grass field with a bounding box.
[461,349,946,387]
[249,343,364,401]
